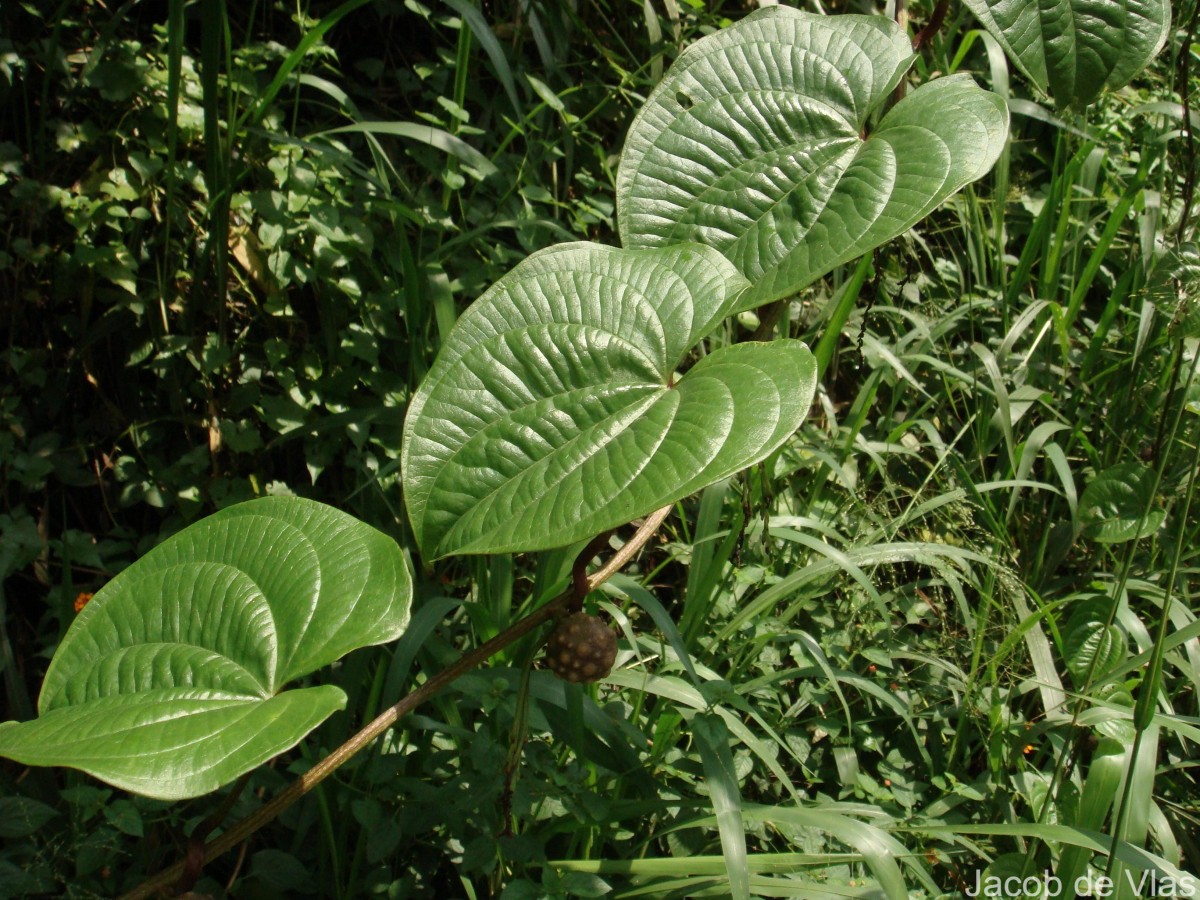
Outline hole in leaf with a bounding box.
[676,91,693,110]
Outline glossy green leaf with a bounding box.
[616,6,1009,310]
[402,241,817,559]
[962,0,1170,110]
[1149,243,1200,340]
[0,497,412,800]
[1090,684,1138,742]
[1079,461,1163,543]
[1063,599,1128,685]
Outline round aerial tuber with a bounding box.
[544,612,617,684]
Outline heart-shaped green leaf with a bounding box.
[1149,243,1200,340]
[962,0,1171,110]
[1063,599,1128,685]
[0,497,412,800]
[401,241,817,559]
[1078,461,1164,543]
[616,6,1009,310]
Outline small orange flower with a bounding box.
[73,592,94,613]
[1023,743,1035,755]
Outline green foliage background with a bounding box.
[0,0,1197,897]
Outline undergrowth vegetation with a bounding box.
[1,0,1197,897]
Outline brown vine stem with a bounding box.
[890,0,908,103]
[911,0,949,53]
[1176,0,1199,239]
[122,504,673,900]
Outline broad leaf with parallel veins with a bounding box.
[1079,461,1164,543]
[0,497,412,800]
[616,6,1009,310]
[401,241,817,559]
[962,0,1170,110]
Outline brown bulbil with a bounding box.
[545,612,618,684]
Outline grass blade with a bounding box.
[315,121,499,177]
[692,713,749,900]
[440,0,524,119]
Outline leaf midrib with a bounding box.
[429,383,671,556]
[661,134,861,254]
[50,640,274,708]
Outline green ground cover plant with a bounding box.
[0,0,1197,897]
